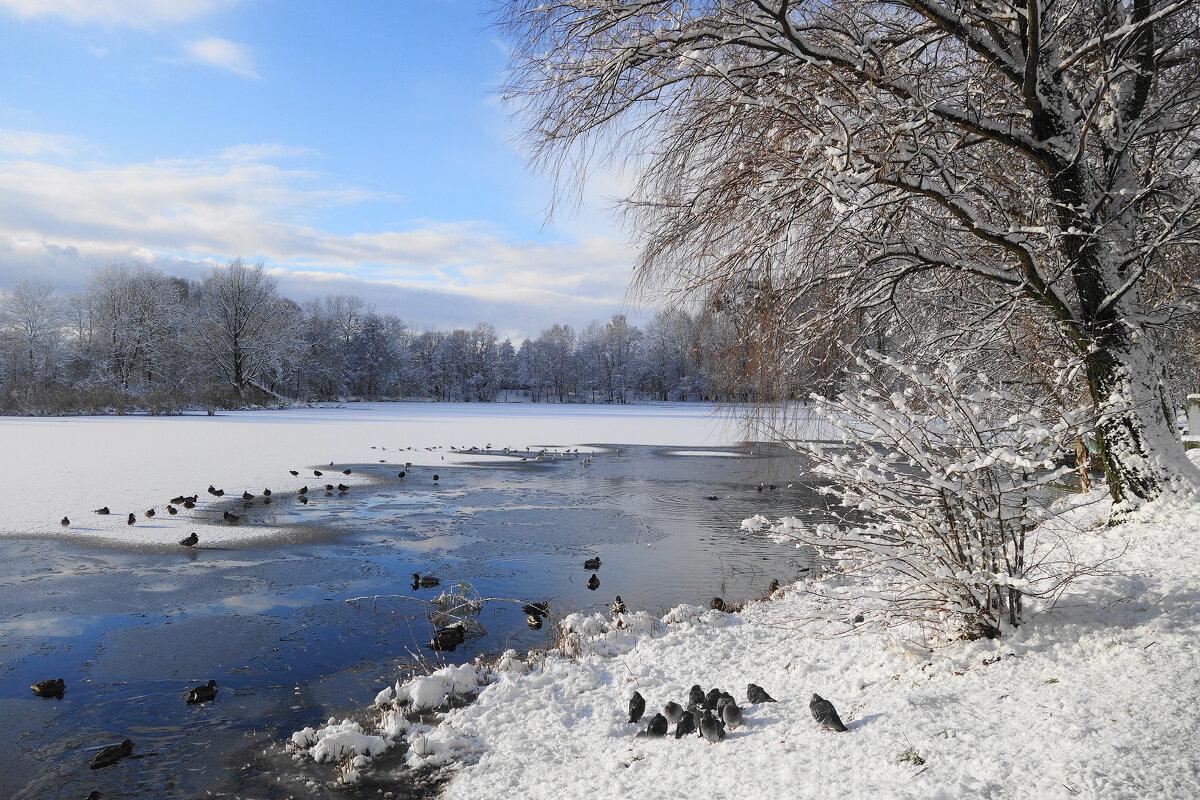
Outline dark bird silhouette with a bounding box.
[628,691,646,723]
[810,693,848,732]
[430,623,466,651]
[166,505,178,515]
[522,601,550,617]
[298,486,308,494]
[213,489,224,497]
[710,597,726,612]
[313,470,323,477]
[721,702,743,731]
[342,469,351,475]
[60,517,70,527]
[412,573,440,587]
[688,685,706,709]
[397,471,406,478]
[299,495,309,505]
[31,678,65,698]
[337,483,349,492]
[171,496,187,505]
[432,474,440,481]
[222,511,240,524]
[663,701,685,725]
[289,470,299,476]
[262,488,271,496]
[675,712,697,739]
[180,532,198,547]
[183,499,196,509]
[207,485,220,496]
[323,484,335,491]
[747,684,777,704]
[405,462,412,467]
[143,508,155,518]
[703,688,722,710]
[241,491,254,501]
[186,679,218,704]
[610,596,627,614]
[126,513,136,526]
[586,574,600,590]
[768,578,780,595]
[94,506,110,515]
[89,739,133,769]
[699,711,724,744]
[583,556,601,570]
[637,713,668,738]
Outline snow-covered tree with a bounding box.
[499,0,1200,504]
[0,278,63,384]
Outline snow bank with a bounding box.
[3,401,760,547]
[396,489,1200,800]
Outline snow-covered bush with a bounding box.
[792,351,1093,638]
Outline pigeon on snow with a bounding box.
[810,693,848,732]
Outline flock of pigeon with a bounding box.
[627,684,848,743]
[29,676,220,771]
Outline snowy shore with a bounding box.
[297,479,1200,800]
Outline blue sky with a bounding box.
[0,0,636,337]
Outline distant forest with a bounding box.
[0,259,783,415]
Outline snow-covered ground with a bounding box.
[293,473,1200,799]
[1,402,764,546]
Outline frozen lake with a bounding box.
[0,404,830,798]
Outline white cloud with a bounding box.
[0,0,238,28]
[217,143,320,161]
[0,145,637,334]
[181,36,260,79]
[0,128,81,157]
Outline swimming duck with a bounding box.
[31,678,65,697]
[522,601,550,617]
[586,574,600,590]
[179,532,198,547]
[186,679,218,704]
[526,614,543,630]
[412,573,440,587]
[583,556,601,570]
[90,739,133,769]
[429,623,466,651]
[432,474,440,481]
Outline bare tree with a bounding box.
[0,278,63,383]
[498,0,1200,504]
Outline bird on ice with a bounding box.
[179,532,198,547]
[747,683,777,704]
[663,701,685,725]
[628,691,646,723]
[810,693,849,731]
[637,713,668,737]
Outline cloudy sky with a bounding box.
[0,0,639,338]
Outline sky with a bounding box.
[0,0,640,339]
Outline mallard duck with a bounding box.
[342,469,352,475]
[166,505,178,515]
[583,556,601,570]
[526,614,543,630]
[337,484,349,492]
[143,508,155,518]
[610,596,627,614]
[126,513,136,526]
[182,499,196,509]
[222,511,240,524]
[171,495,186,504]
[710,597,726,611]
[89,739,133,769]
[241,491,254,501]
[323,484,334,491]
[94,506,110,515]
[31,678,65,697]
[186,679,218,704]
[522,601,550,617]
[586,574,600,590]
[60,517,70,527]
[429,623,465,651]
[412,573,440,587]
[297,486,308,494]
[180,532,198,547]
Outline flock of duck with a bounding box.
[628,684,849,743]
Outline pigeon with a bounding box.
[586,574,600,590]
[703,687,722,710]
[583,556,601,570]
[721,702,744,731]
[179,532,198,547]
[89,739,133,769]
[31,678,65,697]
[638,713,668,737]
[60,517,70,527]
[674,712,697,739]
[222,511,240,524]
[810,693,848,732]
[166,505,178,515]
[126,513,136,526]
[747,683,776,704]
[94,507,110,515]
[628,691,646,723]
[289,470,299,476]
[186,679,218,704]
[663,701,685,725]
[699,712,723,744]
[688,685,705,708]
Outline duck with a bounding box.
[522,601,550,617]
[767,578,780,595]
[179,532,198,548]
[289,470,299,476]
[207,485,221,496]
[430,623,466,651]
[432,474,440,481]
[60,517,70,527]
[31,678,65,697]
[412,573,440,587]
[298,486,308,494]
[526,614,543,630]
[171,495,187,505]
[342,469,352,475]
[710,597,726,612]
[610,596,627,614]
[586,574,600,591]
[222,511,240,524]
[583,556,601,570]
[94,507,110,515]
[397,471,406,478]
[212,488,225,497]
[323,484,335,491]
[186,679,218,704]
[262,488,271,496]
[89,739,133,769]
[166,505,178,515]
[182,499,196,509]
[299,496,309,505]
[313,470,323,477]
[126,513,136,526]
[241,491,254,501]
[337,484,349,492]
[143,508,155,518]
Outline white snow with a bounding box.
[2,401,776,546]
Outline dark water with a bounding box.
[0,443,827,799]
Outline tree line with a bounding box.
[0,259,768,414]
